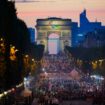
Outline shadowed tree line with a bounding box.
[22,43,44,77]
[65,46,105,75]
[0,0,31,91]
[65,46,105,61]
[30,43,44,81]
[30,43,44,61]
[0,0,44,92]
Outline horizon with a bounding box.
[15,0,105,27]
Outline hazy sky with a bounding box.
[15,0,105,27]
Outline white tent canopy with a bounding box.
[69,69,80,80]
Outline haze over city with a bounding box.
[16,0,105,27]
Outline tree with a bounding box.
[0,0,31,90]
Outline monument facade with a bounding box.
[36,17,72,54]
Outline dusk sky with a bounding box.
[15,0,105,27]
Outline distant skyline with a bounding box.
[15,0,105,27]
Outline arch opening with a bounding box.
[48,33,60,54]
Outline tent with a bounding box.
[69,69,81,80]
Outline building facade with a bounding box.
[36,17,72,54]
[28,27,35,43]
[80,29,105,48]
[74,9,105,47]
[79,9,101,34]
[71,22,78,47]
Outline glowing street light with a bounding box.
[32,58,35,62]
[25,54,29,58]
[42,68,45,72]
[0,38,3,41]
[4,92,7,95]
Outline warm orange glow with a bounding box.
[92,61,97,70]
[10,46,17,61]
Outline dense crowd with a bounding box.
[31,89,105,105]
[1,53,104,105]
[42,53,75,73]
[30,53,105,105]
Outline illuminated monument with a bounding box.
[36,17,72,54]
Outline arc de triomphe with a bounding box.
[36,17,72,54]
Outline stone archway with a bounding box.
[36,18,72,53]
[48,33,60,54]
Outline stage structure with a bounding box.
[36,17,72,54]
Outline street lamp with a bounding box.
[32,58,35,62]
[42,68,45,72]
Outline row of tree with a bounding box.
[65,46,105,75]
[0,0,44,92]
[65,46,105,61]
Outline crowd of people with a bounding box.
[41,53,75,73]
[31,86,105,105]
[30,53,105,105]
